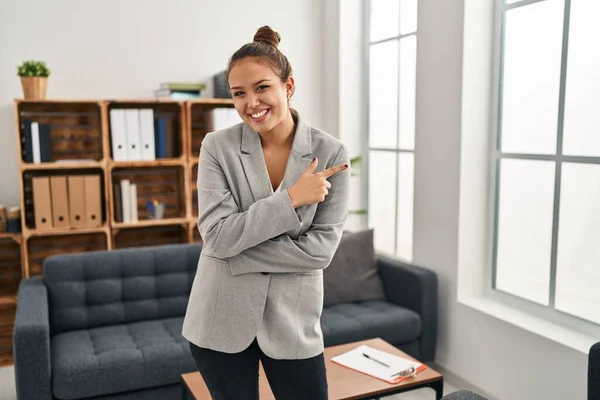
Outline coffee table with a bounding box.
[182,337,444,399]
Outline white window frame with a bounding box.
[458,0,600,354]
[363,0,417,261]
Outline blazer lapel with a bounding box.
[239,123,272,202]
[239,116,313,203]
[281,118,313,191]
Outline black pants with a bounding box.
[189,338,329,400]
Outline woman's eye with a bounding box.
[233,91,244,97]
[257,85,269,91]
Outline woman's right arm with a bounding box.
[197,133,301,259]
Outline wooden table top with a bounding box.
[182,337,443,400]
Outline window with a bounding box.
[366,0,418,261]
[493,0,600,325]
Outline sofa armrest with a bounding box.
[376,253,438,362]
[13,277,52,400]
[590,341,600,400]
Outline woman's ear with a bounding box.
[285,76,295,99]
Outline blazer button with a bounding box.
[261,272,269,275]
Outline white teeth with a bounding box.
[251,109,268,119]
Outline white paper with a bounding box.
[330,344,421,383]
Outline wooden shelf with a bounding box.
[112,217,188,230]
[0,296,17,306]
[15,98,102,104]
[20,161,104,171]
[109,159,185,168]
[8,98,236,366]
[23,226,108,238]
[105,98,185,104]
[187,99,234,105]
[0,233,21,241]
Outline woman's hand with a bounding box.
[287,157,348,208]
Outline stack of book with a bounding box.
[0,205,21,233]
[113,179,137,223]
[154,82,206,100]
[21,120,53,163]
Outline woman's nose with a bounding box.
[247,93,260,107]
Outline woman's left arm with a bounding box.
[227,144,350,275]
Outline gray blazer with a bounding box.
[182,115,349,360]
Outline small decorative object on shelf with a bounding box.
[17,60,50,100]
[6,207,21,233]
[0,205,21,233]
[147,200,165,219]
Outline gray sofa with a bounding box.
[13,242,437,400]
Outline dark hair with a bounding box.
[227,26,296,104]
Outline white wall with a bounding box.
[0,0,323,207]
[322,0,367,232]
[413,1,589,399]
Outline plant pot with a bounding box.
[20,77,48,100]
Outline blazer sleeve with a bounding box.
[197,133,302,259]
[228,144,350,275]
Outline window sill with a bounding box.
[458,295,598,354]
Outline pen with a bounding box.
[362,353,390,368]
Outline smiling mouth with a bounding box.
[249,109,270,122]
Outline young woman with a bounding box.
[182,25,350,399]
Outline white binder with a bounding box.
[120,179,131,223]
[109,109,128,161]
[129,183,138,222]
[31,122,41,163]
[125,109,142,161]
[139,109,156,161]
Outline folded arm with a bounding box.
[228,144,350,275]
[197,133,301,259]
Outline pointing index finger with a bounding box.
[319,163,348,179]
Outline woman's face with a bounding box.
[228,57,294,134]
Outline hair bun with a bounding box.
[253,26,281,48]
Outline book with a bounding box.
[330,344,427,384]
[159,82,206,91]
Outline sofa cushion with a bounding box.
[323,229,385,307]
[321,300,421,347]
[51,316,196,400]
[45,243,201,335]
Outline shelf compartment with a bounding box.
[22,168,107,231]
[26,232,108,277]
[16,101,104,164]
[113,224,188,249]
[188,102,236,159]
[111,166,186,223]
[106,101,185,161]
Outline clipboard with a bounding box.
[330,344,428,384]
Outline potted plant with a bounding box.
[17,60,50,99]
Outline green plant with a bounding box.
[350,155,362,169]
[16,60,51,77]
[347,155,368,216]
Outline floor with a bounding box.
[0,364,458,400]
